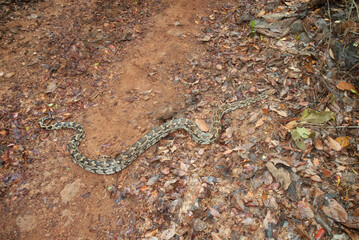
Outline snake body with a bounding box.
[39,90,273,174]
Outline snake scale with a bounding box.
[39,90,273,174]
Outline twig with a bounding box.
[299,123,359,129]
[326,0,332,55]
[351,0,359,19]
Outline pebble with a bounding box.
[27,13,38,20]
[193,219,206,232]
[216,64,223,70]
[5,72,15,78]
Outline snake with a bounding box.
[39,90,274,174]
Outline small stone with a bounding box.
[290,20,304,33]
[27,13,38,20]
[193,219,206,232]
[216,64,223,70]
[199,59,211,69]
[5,72,15,78]
[299,32,310,43]
[0,71,4,77]
[46,81,57,93]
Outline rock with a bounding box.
[60,179,82,203]
[16,214,36,232]
[174,21,182,26]
[262,13,291,21]
[253,20,270,29]
[199,59,211,69]
[27,13,38,20]
[186,53,198,62]
[193,219,206,232]
[46,81,57,93]
[216,64,223,70]
[264,1,280,11]
[5,72,15,78]
[290,20,304,33]
[299,32,310,43]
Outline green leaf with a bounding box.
[296,127,311,139]
[250,20,256,34]
[48,103,54,107]
[290,129,306,150]
[94,62,99,66]
[300,109,335,124]
[250,20,255,29]
[26,126,30,131]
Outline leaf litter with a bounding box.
[0,0,359,239]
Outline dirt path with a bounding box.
[1,0,215,239]
[4,0,357,239]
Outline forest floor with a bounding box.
[0,0,358,239]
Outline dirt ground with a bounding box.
[0,0,233,238]
[1,0,358,239]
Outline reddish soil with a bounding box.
[2,0,357,239]
[1,0,229,239]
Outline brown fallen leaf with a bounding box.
[314,138,324,150]
[266,162,291,190]
[255,116,267,128]
[211,232,223,240]
[209,207,221,218]
[336,81,358,93]
[327,136,342,151]
[335,136,351,149]
[195,119,209,132]
[322,198,348,223]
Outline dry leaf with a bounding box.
[327,137,342,151]
[321,198,348,223]
[314,138,324,150]
[310,175,322,182]
[211,232,223,240]
[336,81,358,93]
[195,119,209,132]
[209,207,221,218]
[285,121,297,130]
[255,116,267,128]
[335,136,351,149]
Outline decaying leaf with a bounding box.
[296,127,311,138]
[300,109,335,124]
[266,162,291,190]
[290,128,306,150]
[321,198,348,223]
